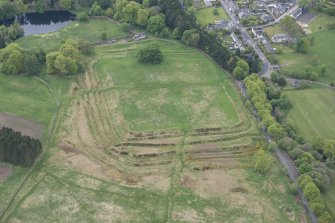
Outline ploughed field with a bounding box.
[1,40,305,222]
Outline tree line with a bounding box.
[0,22,24,49]
[244,75,334,223]
[78,0,261,75]
[0,127,42,167]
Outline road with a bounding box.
[219,0,272,78]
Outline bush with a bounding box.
[303,181,320,201]
[77,12,89,22]
[319,211,333,223]
[213,8,219,15]
[105,8,114,17]
[310,199,326,216]
[136,42,163,64]
[289,183,298,195]
[101,31,107,40]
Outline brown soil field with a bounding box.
[0,166,12,182]
[0,112,43,139]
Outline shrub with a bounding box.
[136,42,163,64]
[77,12,89,22]
[319,211,333,223]
[303,181,320,201]
[101,31,107,40]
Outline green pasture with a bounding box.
[93,39,240,131]
[196,7,229,26]
[274,30,335,84]
[284,87,335,142]
[16,19,127,52]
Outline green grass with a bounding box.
[1,156,305,223]
[323,183,335,218]
[93,39,240,131]
[308,13,335,33]
[284,87,335,142]
[274,30,335,84]
[0,164,28,216]
[16,19,127,52]
[265,24,285,38]
[196,7,229,26]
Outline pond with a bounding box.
[0,11,76,36]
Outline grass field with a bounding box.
[284,87,335,142]
[196,7,229,26]
[324,183,335,218]
[308,13,335,33]
[16,18,127,52]
[265,24,285,38]
[0,26,306,222]
[275,30,335,84]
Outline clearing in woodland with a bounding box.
[1,39,305,222]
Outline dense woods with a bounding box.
[0,127,42,167]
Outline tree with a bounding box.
[255,149,271,174]
[303,181,320,200]
[105,8,114,17]
[58,0,71,10]
[136,42,163,64]
[89,2,103,16]
[46,40,81,76]
[280,16,304,38]
[136,9,149,27]
[233,59,249,80]
[143,0,150,8]
[77,12,89,22]
[233,66,247,80]
[296,37,310,53]
[268,123,286,140]
[213,8,219,15]
[182,29,200,47]
[147,15,166,34]
[123,1,141,24]
[319,212,333,223]
[0,43,24,75]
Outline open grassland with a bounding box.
[284,87,335,142]
[15,19,127,52]
[0,73,72,127]
[196,7,229,26]
[275,30,335,83]
[1,156,306,223]
[308,13,335,33]
[0,36,306,222]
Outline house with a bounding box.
[238,9,251,19]
[207,20,234,32]
[252,28,264,39]
[271,33,289,43]
[228,0,239,13]
[203,0,213,7]
[133,33,146,41]
[261,13,272,23]
[290,8,302,19]
[230,33,245,51]
[268,3,286,17]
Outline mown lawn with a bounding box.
[284,87,335,142]
[274,30,335,84]
[93,39,240,131]
[16,19,127,52]
[196,7,229,26]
